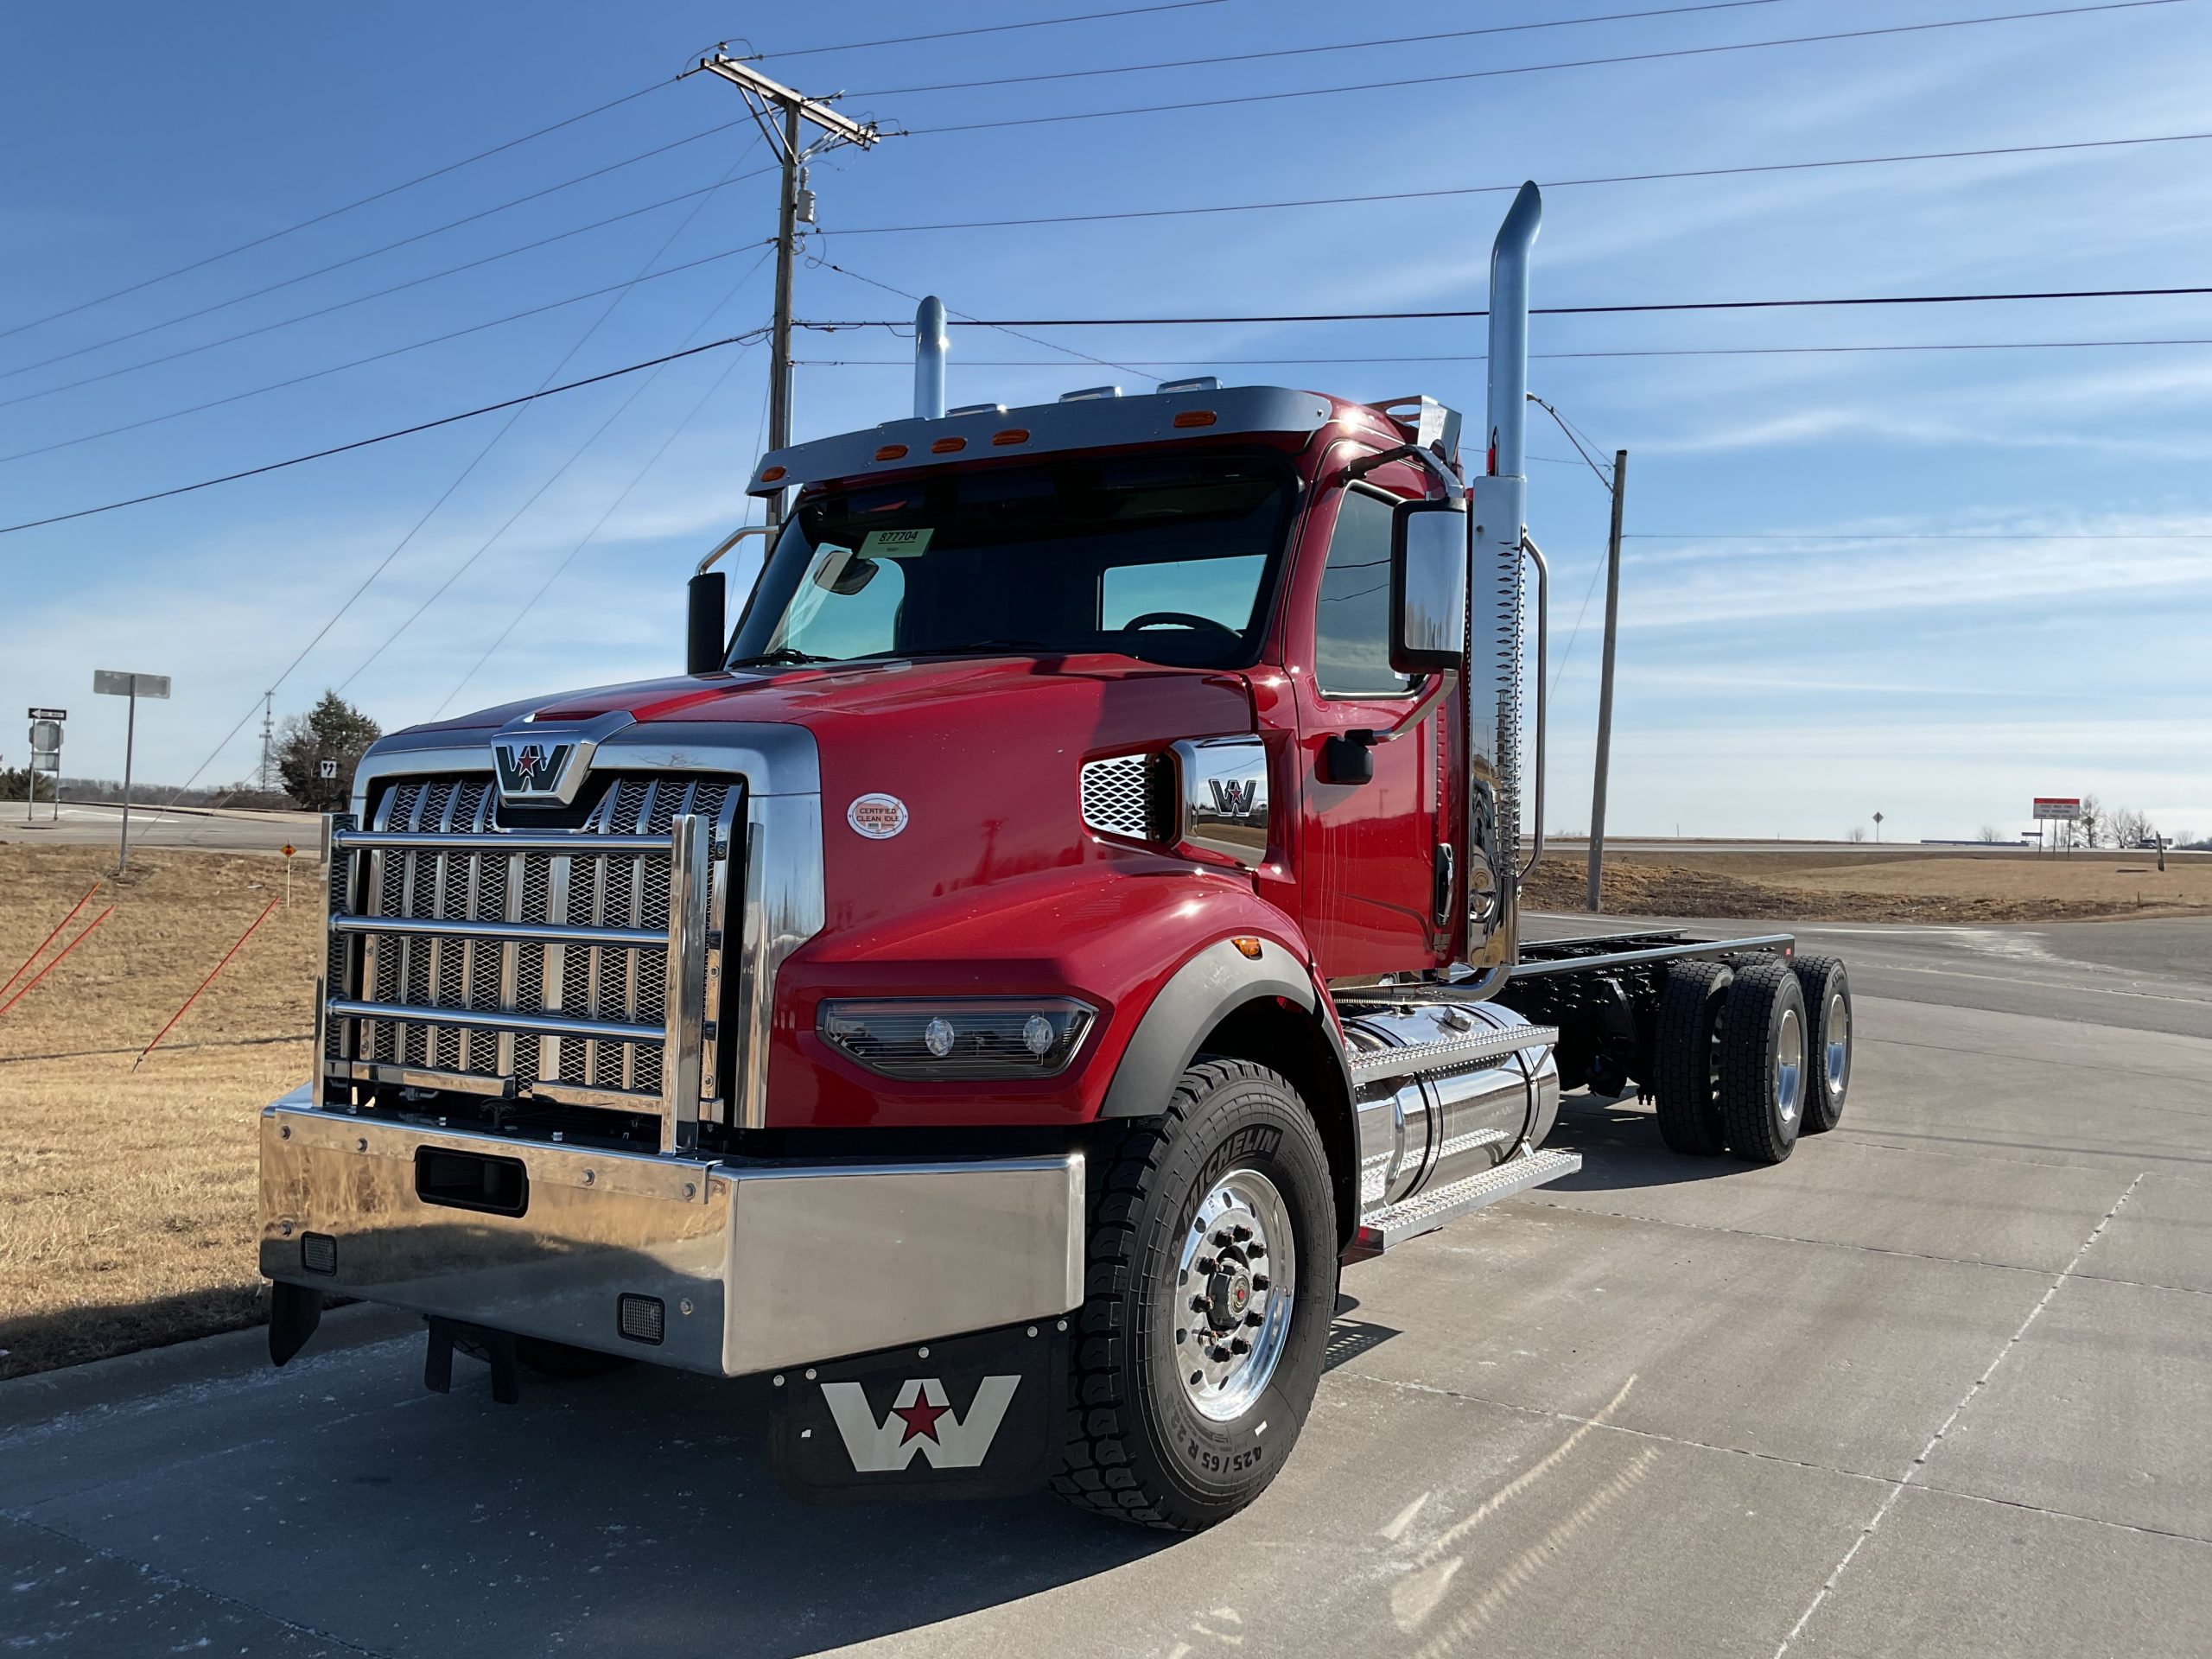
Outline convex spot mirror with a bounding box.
[1390,499,1467,673]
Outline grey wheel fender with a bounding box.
[1101,938,1346,1119]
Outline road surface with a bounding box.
[0,799,314,855]
[3,915,2207,1656]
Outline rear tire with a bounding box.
[1791,955,1852,1134]
[1719,959,1808,1165]
[1052,1058,1338,1531]
[1652,961,1732,1156]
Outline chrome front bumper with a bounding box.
[257,1090,1084,1377]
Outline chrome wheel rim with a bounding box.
[1825,991,1851,1100]
[1775,1006,1805,1133]
[1174,1168,1296,1422]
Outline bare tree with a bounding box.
[1977,824,2005,842]
[1846,825,1867,843]
[2077,794,2103,849]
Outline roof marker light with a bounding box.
[759,465,786,483]
[1173,410,1217,429]
[991,428,1030,447]
[874,443,909,461]
[931,436,966,454]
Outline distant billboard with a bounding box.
[2032,798,2082,822]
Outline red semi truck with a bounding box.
[260,184,1853,1529]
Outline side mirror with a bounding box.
[1389,499,1467,673]
[686,570,727,675]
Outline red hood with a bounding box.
[406,654,1255,937]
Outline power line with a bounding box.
[0,236,774,465]
[821,127,2212,237]
[0,332,764,538]
[737,0,1227,61]
[1627,531,2212,539]
[0,133,770,393]
[0,80,673,345]
[791,339,2212,364]
[850,1,1796,95]
[797,286,2212,329]
[814,257,1154,382]
[905,1,2196,137]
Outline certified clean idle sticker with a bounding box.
[847,793,910,839]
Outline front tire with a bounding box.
[1053,1058,1338,1531]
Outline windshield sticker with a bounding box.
[847,792,910,840]
[859,527,933,560]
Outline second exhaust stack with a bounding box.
[914,296,949,419]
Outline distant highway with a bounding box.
[0,798,314,855]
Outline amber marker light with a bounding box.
[1173,410,1217,428]
[991,428,1030,447]
[759,465,786,483]
[931,436,966,454]
[1231,937,1264,960]
[874,443,909,461]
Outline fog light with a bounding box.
[1022,1014,1055,1056]
[618,1294,665,1345]
[924,1016,957,1058]
[300,1233,337,1275]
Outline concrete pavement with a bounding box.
[3,917,2208,1656]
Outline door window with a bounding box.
[1314,487,1415,697]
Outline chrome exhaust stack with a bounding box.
[913,296,949,419]
[1465,182,1542,971]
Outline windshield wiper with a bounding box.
[728,646,836,668]
[873,639,1059,659]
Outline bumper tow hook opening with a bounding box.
[414,1147,529,1217]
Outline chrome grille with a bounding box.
[1080,753,1160,841]
[321,772,741,1131]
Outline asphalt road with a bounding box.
[3,916,2208,1656]
[0,800,315,855]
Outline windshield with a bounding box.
[728,448,1295,671]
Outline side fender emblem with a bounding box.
[847,792,909,839]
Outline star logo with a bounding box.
[893,1392,950,1444]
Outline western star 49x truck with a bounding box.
[261,185,1853,1529]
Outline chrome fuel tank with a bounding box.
[1342,1002,1560,1213]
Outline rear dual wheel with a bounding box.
[1654,955,1840,1165]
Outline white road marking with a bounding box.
[1772,1173,2145,1657]
[1378,1491,1431,1541]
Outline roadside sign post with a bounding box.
[1872,811,1884,843]
[92,671,171,873]
[281,842,298,906]
[2033,797,2081,861]
[26,709,64,825]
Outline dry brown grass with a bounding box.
[1525,847,2212,923]
[1,843,320,1379]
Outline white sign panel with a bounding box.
[93,670,171,699]
[2032,798,2082,822]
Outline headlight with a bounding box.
[817,997,1096,1079]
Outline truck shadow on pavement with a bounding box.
[1541,1091,1750,1192]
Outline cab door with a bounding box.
[1289,461,1449,981]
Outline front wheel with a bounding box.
[1053,1058,1338,1531]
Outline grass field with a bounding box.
[1524,845,2212,922]
[3,837,2205,1382]
[1,844,319,1380]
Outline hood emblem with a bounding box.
[494,739,575,801]
[847,793,909,840]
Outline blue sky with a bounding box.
[3,0,2209,839]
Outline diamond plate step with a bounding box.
[1348,1148,1582,1260]
[1344,1023,1560,1088]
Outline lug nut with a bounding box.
[1211,1344,1232,1363]
[1211,1230,1233,1248]
[1244,1311,1264,1327]
[1232,1224,1252,1242]
[1253,1274,1271,1292]
[1196,1255,1216,1274]
[1229,1338,1250,1356]
[1191,1295,1210,1313]
[1248,1242,1267,1260]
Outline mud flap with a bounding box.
[423,1317,520,1405]
[269,1282,323,1367]
[769,1319,1069,1503]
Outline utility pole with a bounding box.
[1586,449,1628,912]
[258,690,275,793]
[690,53,881,534]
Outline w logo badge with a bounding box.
[822,1376,1020,1471]
[1209,777,1260,817]
[493,741,572,798]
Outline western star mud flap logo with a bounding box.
[823,1376,1020,1471]
[768,1320,1068,1503]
